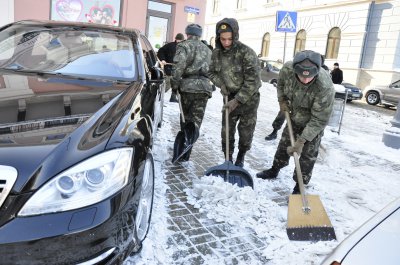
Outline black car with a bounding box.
[0,20,164,264]
[334,82,363,102]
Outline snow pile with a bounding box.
[186,175,286,239]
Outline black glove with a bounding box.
[287,138,306,156]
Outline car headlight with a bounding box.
[19,148,133,216]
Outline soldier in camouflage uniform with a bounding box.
[256,50,335,194]
[170,24,213,161]
[208,18,261,167]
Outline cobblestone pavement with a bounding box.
[159,87,288,265]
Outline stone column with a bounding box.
[382,101,400,149]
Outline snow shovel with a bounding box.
[204,96,254,188]
[285,111,336,241]
[171,91,199,163]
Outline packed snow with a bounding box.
[127,83,400,264]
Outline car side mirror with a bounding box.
[149,66,164,83]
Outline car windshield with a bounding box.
[0,25,137,81]
[261,60,283,71]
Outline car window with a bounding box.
[0,25,137,81]
[391,80,400,88]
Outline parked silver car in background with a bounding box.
[364,79,400,107]
[259,57,283,86]
[321,196,400,265]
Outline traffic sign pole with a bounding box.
[283,32,287,63]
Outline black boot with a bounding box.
[292,183,300,194]
[169,91,178,103]
[256,167,280,180]
[265,129,278,141]
[235,150,246,167]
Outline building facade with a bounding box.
[205,0,400,88]
[0,0,207,50]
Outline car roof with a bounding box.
[3,20,140,36]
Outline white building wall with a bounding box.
[205,0,400,88]
[0,0,14,27]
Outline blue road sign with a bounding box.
[276,11,297,33]
[184,6,200,15]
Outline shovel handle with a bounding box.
[284,111,310,212]
[177,91,185,123]
[224,96,229,162]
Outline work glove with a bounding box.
[220,84,229,96]
[278,100,290,112]
[223,98,240,114]
[287,138,306,156]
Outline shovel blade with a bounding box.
[172,131,186,163]
[287,194,336,241]
[205,161,254,188]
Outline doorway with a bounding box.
[146,1,173,50]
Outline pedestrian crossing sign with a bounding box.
[276,11,297,33]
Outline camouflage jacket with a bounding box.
[277,62,335,142]
[171,36,212,96]
[208,18,261,105]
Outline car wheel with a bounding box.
[346,99,352,102]
[135,153,155,242]
[366,91,380,105]
[271,79,278,87]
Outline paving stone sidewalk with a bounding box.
[160,89,288,265]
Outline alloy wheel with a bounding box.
[135,153,155,242]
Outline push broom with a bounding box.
[285,111,336,241]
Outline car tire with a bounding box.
[271,79,278,87]
[135,152,155,242]
[366,91,380,105]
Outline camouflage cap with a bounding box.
[217,23,233,34]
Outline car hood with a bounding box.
[365,85,388,91]
[0,72,134,193]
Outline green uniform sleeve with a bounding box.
[300,86,335,141]
[235,49,261,104]
[208,50,224,88]
[171,43,188,91]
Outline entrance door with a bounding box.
[146,1,173,50]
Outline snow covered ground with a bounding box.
[127,83,400,264]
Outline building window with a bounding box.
[236,0,246,9]
[261,33,270,57]
[294,29,306,56]
[326,27,341,59]
[213,0,220,14]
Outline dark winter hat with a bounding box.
[185,24,202,37]
[175,33,184,40]
[217,23,233,34]
[293,50,321,78]
[334,62,339,66]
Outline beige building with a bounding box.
[0,0,207,50]
[205,0,400,88]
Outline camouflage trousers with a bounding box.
[272,121,323,184]
[179,92,209,130]
[222,93,260,154]
[272,110,285,130]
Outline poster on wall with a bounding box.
[50,0,121,26]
